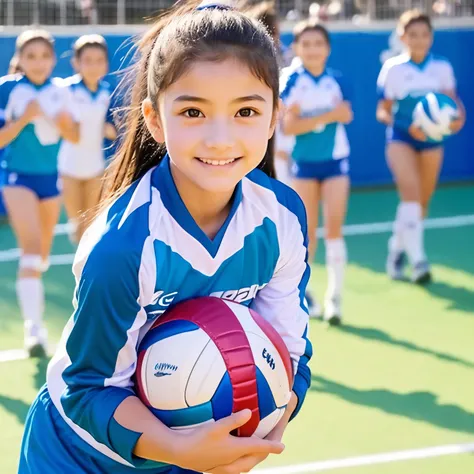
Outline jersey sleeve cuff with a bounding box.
[108,416,147,467]
[290,364,311,421]
[107,396,170,469]
[87,387,143,464]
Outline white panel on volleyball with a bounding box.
[142,329,211,409]
[254,407,286,439]
[221,300,292,409]
[186,339,227,406]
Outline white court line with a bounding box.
[0,348,29,363]
[1,219,474,470]
[255,442,474,473]
[1,214,473,264]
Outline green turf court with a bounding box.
[0,185,473,474]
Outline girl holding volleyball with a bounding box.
[280,20,353,325]
[19,2,312,473]
[59,34,117,244]
[0,30,78,358]
[376,10,465,283]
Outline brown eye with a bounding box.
[184,109,202,118]
[237,108,255,118]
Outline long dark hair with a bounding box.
[101,1,279,204]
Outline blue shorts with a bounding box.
[19,385,200,474]
[387,127,442,152]
[2,170,61,200]
[292,158,349,181]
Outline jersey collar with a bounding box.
[409,53,432,70]
[21,75,52,90]
[302,67,327,84]
[79,77,102,99]
[152,154,243,258]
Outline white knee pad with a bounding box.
[19,254,43,272]
[40,258,50,273]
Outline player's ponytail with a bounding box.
[100,0,200,202]
[101,0,278,205]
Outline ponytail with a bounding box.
[101,0,200,203]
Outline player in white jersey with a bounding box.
[0,30,78,358]
[274,58,300,186]
[280,21,353,325]
[59,35,117,244]
[376,10,465,283]
[19,3,312,474]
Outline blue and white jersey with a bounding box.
[47,156,312,469]
[280,66,350,163]
[58,75,113,179]
[0,74,69,175]
[377,53,456,132]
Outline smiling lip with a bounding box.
[196,157,241,166]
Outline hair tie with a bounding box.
[196,0,234,11]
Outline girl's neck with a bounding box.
[82,77,99,92]
[304,63,325,77]
[410,52,428,64]
[170,165,234,240]
[26,75,47,86]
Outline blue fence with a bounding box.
[0,27,473,187]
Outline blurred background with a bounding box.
[1,0,473,184]
[0,2,473,474]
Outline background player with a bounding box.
[376,9,465,283]
[59,34,116,244]
[281,20,353,325]
[0,29,78,357]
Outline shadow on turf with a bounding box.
[337,323,474,369]
[311,374,474,435]
[0,358,48,424]
[420,281,474,314]
[343,234,474,315]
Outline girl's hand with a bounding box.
[207,393,298,474]
[176,409,285,473]
[449,118,464,134]
[55,111,80,143]
[332,101,353,124]
[22,100,42,123]
[408,124,427,142]
[104,122,118,141]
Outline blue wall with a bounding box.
[0,28,473,186]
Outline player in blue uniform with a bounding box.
[19,3,312,474]
[280,21,353,325]
[0,56,23,220]
[59,34,117,244]
[376,10,465,283]
[0,30,79,357]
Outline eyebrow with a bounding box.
[174,94,267,103]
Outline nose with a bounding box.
[203,117,235,152]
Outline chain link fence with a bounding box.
[0,0,473,26]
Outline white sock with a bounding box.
[16,278,44,326]
[389,205,405,254]
[325,238,347,301]
[397,202,425,265]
